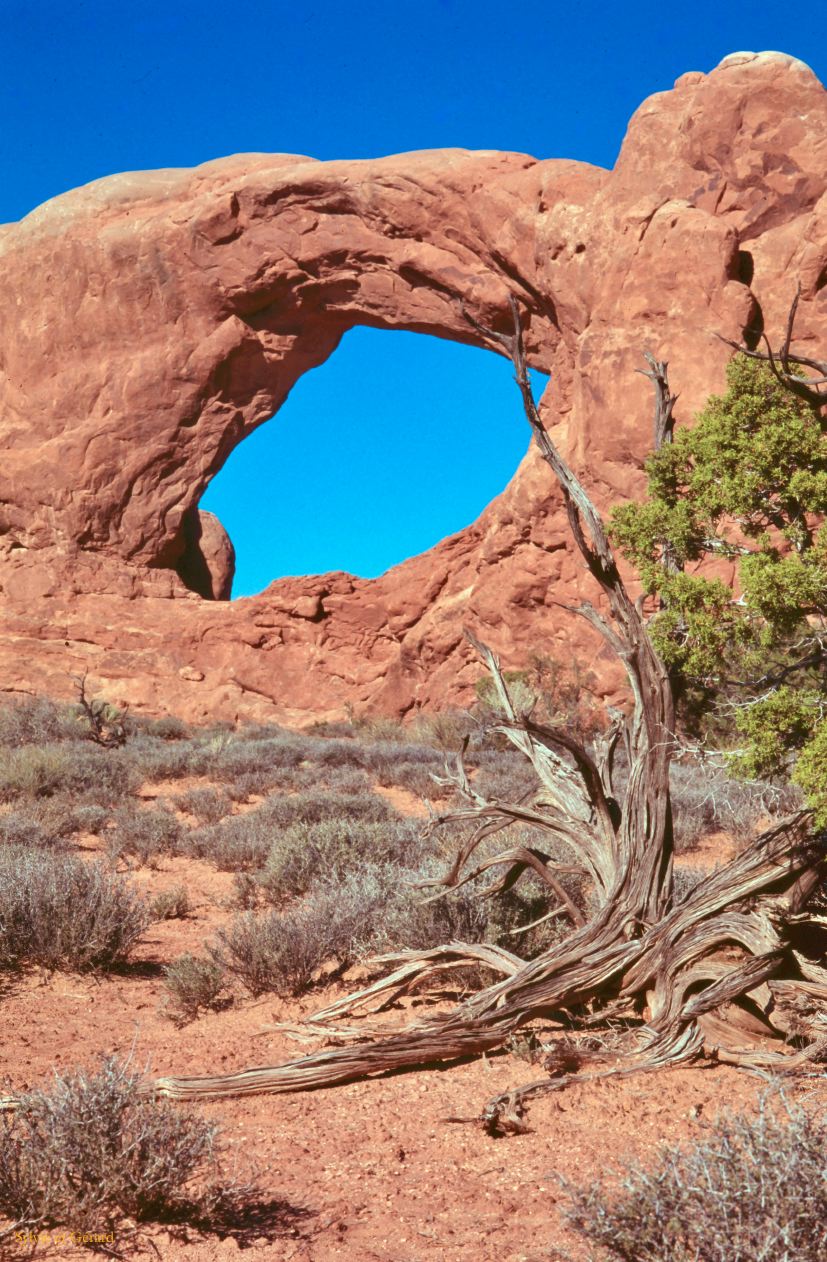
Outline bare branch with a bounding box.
[717,285,827,407]
[72,672,128,748]
[637,352,678,450]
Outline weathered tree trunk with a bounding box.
[146,301,826,1129]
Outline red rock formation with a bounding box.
[0,51,825,723]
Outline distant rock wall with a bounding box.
[0,52,825,724]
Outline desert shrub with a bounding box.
[317,766,374,795]
[475,751,540,801]
[347,715,410,743]
[129,713,192,741]
[222,772,270,802]
[0,696,82,747]
[527,651,602,742]
[256,859,562,988]
[161,734,323,800]
[307,734,452,794]
[0,846,149,971]
[357,741,448,797]
[670,791,717,853]
[232,722,286,742]
[173,786,232,825]
[372,861,568,966]
[213,902,339,997]
[187,790,396,872]
[0,1056,249,1241]
[211,869,405,997]
[122,734,213,782]
[108,802,182,865]
[565,1094,827,1262]
[210,736,314,780]
[473,651,602,742]
[0,743,137,807]
[259,786,395,824]
[408,709,474,751]
[66,801,109,834]
[0,746,77,802]
[373,871,491,953]
[0,798,108,849]
[258,816,425,902]
[185,815,273,872]
[373,760,447,797]
[359,740,444,772]
[232,871,262,910]
[162,954,231,1024]
[151,884,192,920]
[216,836,573,997]
[474,668,539,722]
[669,761,803,852]
[310,739,365,770]
[218,765,309,799]
[671,867,707,905]
[0,807,62,850]
[305,718,357,739]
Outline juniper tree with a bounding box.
[611,342,827,825]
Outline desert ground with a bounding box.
[1,706,822,1260]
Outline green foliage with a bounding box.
[646,573,748,676]
[793,719,827,828]
[728,686,823,781]
[610,356,827,822]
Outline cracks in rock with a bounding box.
[634,199,671,245]
[489,249,559,332]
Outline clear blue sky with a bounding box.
[2,2,824,595]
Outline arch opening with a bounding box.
[197,328,549,599]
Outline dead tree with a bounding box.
[718,282,827,408]
[73,673,128,748]
[150,301,826,1130]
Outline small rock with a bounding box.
[178,666,205,682]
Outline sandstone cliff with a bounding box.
[1,51,825,723]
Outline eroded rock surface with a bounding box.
[1,52,825,723]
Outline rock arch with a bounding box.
[0,52,824,721]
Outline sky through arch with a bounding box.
[200,328,549,597]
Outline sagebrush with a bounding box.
[564,1093,827,1262]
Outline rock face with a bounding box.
[1,51,825,723]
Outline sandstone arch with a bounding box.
[0,51,824,722]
